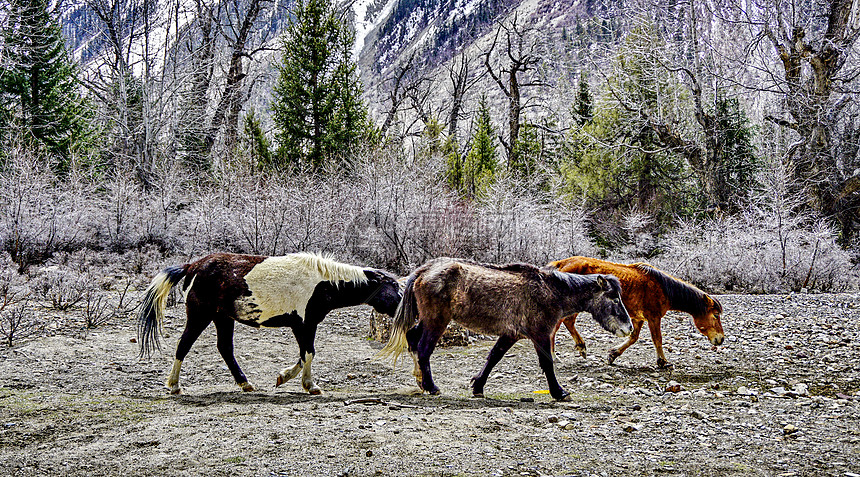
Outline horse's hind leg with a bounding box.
[166,310,212,394]
[563,314,587,358]
[645,317,671,369]
[532,334,570,401]
[214,317,254,392]
[416,319,447,395]
[471,334,518,398]
[406,324,424,387]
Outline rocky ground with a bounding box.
[1,292,859,476]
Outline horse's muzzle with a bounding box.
[616,322,633,338]
[709,332,725,346]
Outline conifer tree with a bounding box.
[272,0,372,171]
[0,0,93,168]
[461,95,497,198]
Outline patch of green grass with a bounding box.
[224,456,246,464]
[659,460,677,466]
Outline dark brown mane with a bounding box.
[633,263,714,316]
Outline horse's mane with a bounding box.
[633,263,719,315]
[432,257,542,275]
[550,270,596,289]
[290,252,368,285]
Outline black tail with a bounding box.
[376,273,419,363]
[137,266,187,359]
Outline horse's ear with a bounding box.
[596,275,610,291]
[364,269,379,281]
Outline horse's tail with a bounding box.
[137,265,189,359]
[376,273,419,364]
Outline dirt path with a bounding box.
[1,293,859,476]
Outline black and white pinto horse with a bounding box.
[138,252,402,395]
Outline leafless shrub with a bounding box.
[83,289,112,329]
[33,268,88,311]
[655,165,854,293]
[0,299,40,348]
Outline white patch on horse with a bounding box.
[301,352,321,394]
[165,359,182,394]
[235,253,367,324]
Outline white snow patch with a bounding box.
[353,0,399,60]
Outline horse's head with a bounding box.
[589,274,633,338]
[693,296,724,345]
[363,269,403,317]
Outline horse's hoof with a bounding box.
[167,387,181,395]
[275,375,286,387]
[555,393,572,402]
[306,385,322,395]
[239,382,255,392]
[607,351,619,365]
[429,388,441,395]
[657,360,674,369]
[578,349,587,359]
[472,392,485,399]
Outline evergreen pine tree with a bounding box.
[461,95,497,198]
[272,0,372,171]
[0,0,93,168]
[573,72,593,125]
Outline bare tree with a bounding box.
[204,0,273,160]
[445,48,483,147]
[741,0,860,240]
[378,51,437,142]
[483,13,547,168]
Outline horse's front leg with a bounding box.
[298,320,322,395]
[532,333,570,401]
[608,317,643,365]
[471,334,518,398]
[276,320,322,395]
[276,324,306,388]
[214,318,255,392]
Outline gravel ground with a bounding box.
[1,292,859,476]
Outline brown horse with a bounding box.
[548,256,724,369]
[378,257,632,401]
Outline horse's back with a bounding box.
[412,258,554,336]
[550,256,666,315]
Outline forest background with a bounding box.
[1,0,859,343]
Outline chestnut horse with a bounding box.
[548,256,724,368]
[378,258,632,401]
[138,252,402,395]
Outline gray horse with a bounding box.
[379,257,632,401]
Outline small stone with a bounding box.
[665,381,683,393]
[623,424,640,433]
[548,415,559,423]
[557,420,574,430]
[366,450,373,457]
[770,386,787,396]
[784,344,793,350]
[783,424,798,435]
[519,397,534,403]
[129,338,137,343]
[690,410,707,420]
[347,373,357,380]
[737,386,756,396]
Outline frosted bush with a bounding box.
[655,214,853,293]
